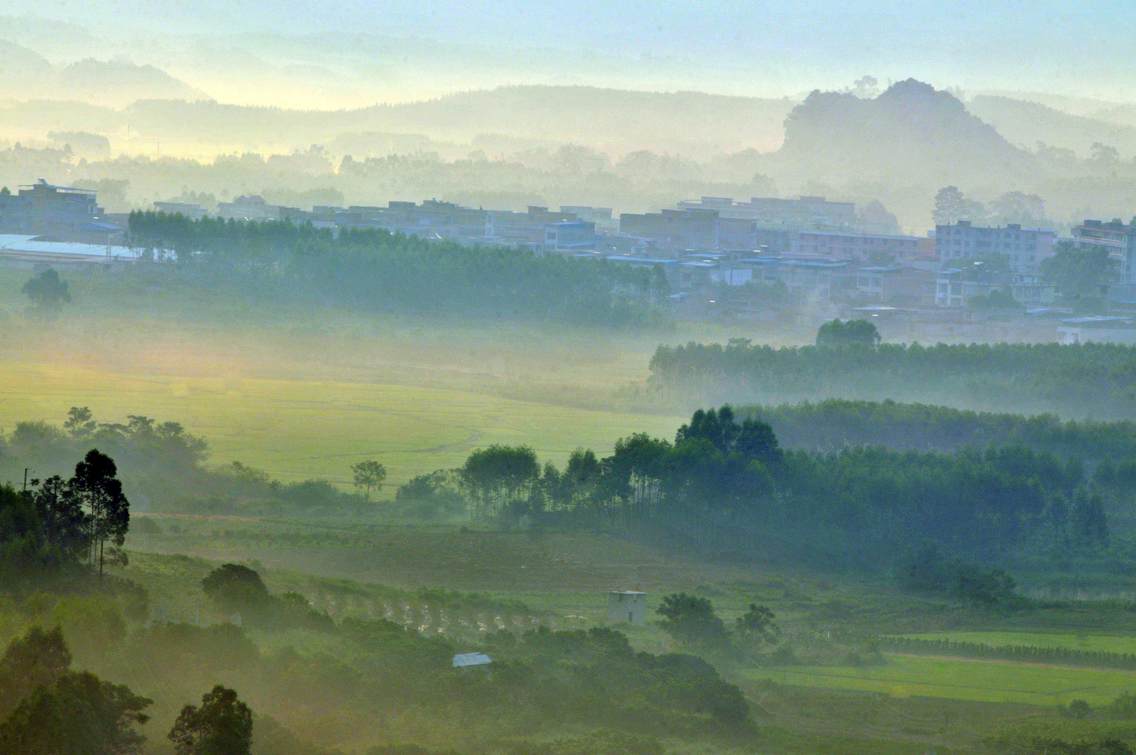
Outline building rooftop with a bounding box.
[452,652,492,668]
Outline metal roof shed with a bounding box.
[452,652,493,669]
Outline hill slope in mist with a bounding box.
[968,95,1136,156]
[0,41,209,108]
[2,85,795,157]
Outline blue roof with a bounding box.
[605,255,676,266]
[453,652,492,668]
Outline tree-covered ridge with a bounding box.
[127,212,670,327]
[648,339,1136,418]
[737,399,1136,459]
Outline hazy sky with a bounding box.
[6,1,1136,102]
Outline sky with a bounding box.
[4,1,1136,104]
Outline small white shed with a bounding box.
[607,591,647,625]
[452,652,493,669]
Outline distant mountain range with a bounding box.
[0,40,208,107]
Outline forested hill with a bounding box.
[648,340,1136,419]
[127,212,670,327]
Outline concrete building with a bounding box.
[619,208,720,252]
[746,256,850,303]
[678,195,857,230]
[0,180,116,240]
[851,265,935,305]
[490,206,578,246]
[153,201,207,220]
[1071,219,1136,284]
[543,220,597,252]
[794,230,921,262]
[216,195,283,222]
[1058,316,1136,345]
[935,221,1056,276]
[607,591,647,625]
[560,205,615,231]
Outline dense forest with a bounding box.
[648,340,1136,418]
[401,407,1113,571]
[127,212,670,327]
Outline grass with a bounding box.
[0,361,681,488]
[745,654,1136,706]
[0,265,710,490]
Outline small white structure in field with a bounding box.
[452,652,492,669]
[607,591,647,625]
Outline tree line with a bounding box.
[401,406,1107,568]
[127,211,670,327]
[648,338,1136,418]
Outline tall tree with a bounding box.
[63,406,97,440]
[70,450,130,577]
[168,685,253,755]
[461,445,540,518]
[1041,241,1117,301]
[933,185,985,226]
[350,460,387,501]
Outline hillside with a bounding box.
[0,45,208,108]
[115,85,795,155]
[969,94,1136,156]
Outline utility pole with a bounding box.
[22,467,28,493]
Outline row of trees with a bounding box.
[879,635,1136,670]
[648,338,1136,418]
[127,212,671,327]
[406,406,1106,567]
[0,627,253,754]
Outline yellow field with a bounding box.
[0,361,682,488]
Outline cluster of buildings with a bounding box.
[8,179,1136,340]
[0,180,139,265]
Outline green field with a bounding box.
[897,630,1136,655]
[746,653,1136,706]
[0,361,682,488]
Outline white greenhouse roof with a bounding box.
[0,234,144,262]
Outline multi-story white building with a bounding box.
[935,221,1056,276]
